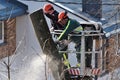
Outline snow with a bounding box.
[99,74,111,80]
[98,68,120,80]
[0,0,120,80]
[0,51,55,80]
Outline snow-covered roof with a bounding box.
[0,0,28,20]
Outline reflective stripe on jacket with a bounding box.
[73,26,83,34]
[58,19,83,40]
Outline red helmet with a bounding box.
[43,3,54,13]
[58,11,68,22]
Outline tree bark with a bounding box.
[30,9,61,80]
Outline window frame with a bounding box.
[0,21,4,43]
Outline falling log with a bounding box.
[30,9,61,80]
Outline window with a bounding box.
[0,21,4,43]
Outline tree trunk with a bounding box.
[30,9,61,80]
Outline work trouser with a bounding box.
[70,36,81,64]
[59,45,70,69]
[59,44,68,59]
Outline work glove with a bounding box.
[50,27,54,32]
[60,40,70,46]
[63,59,70,66]
[76,63,81,67]
[54,40,60,47]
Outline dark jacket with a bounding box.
[58,18,83,43]
[45,10,63,30]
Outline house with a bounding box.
[0,0,120,80]
[0,0,28,59]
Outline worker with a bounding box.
[43,3,64,31]
[43,4,70,69]
[57,11,83,66]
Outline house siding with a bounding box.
[95,35,120,73]
[0,18,16,59]
[106,35,120,72]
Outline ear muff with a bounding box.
[58,11,68,21]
